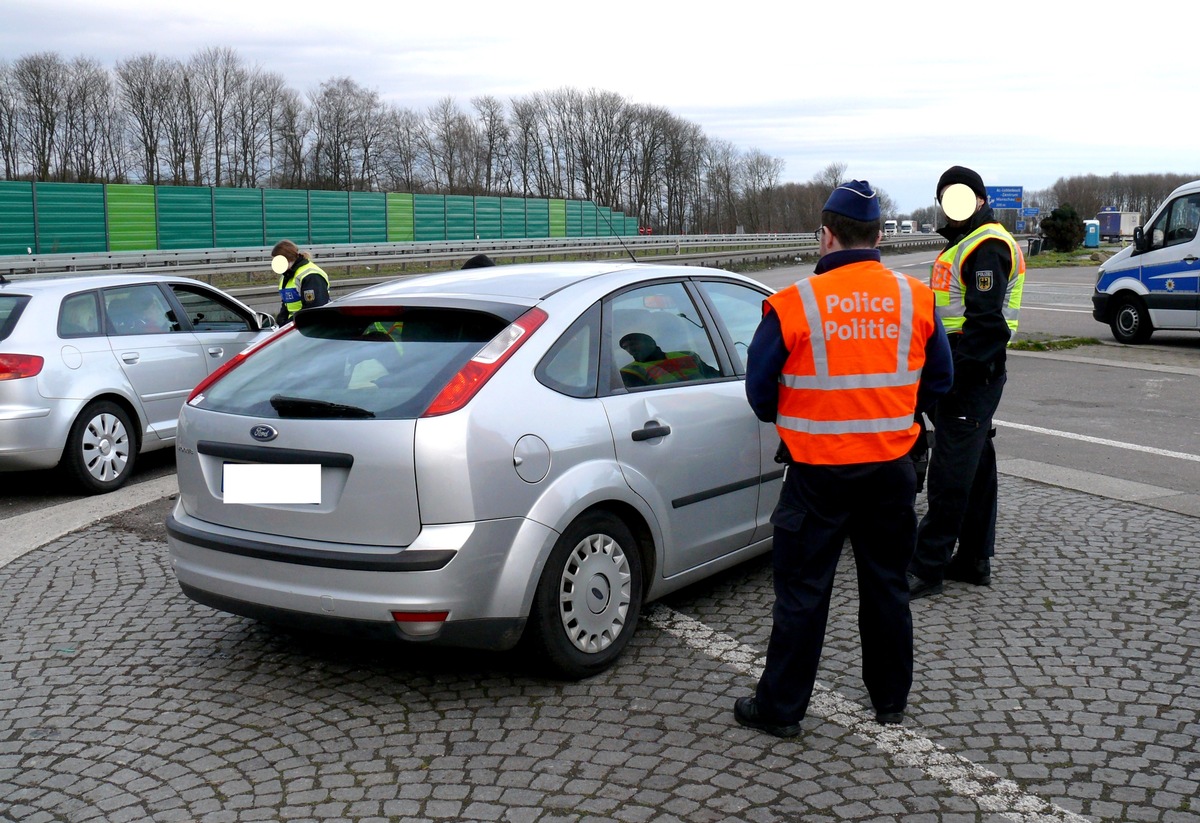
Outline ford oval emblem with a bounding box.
[250,424,278,442]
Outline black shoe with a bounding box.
[906,572,943,600]
[875,710,905,725]
[944,556,992,586]
[733,696,801,738]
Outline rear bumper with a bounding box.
[0,403,65,471]
[166,502,560,650]
[178,582,527,650]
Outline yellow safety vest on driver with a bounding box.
[930,224,1025,334]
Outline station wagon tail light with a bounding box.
[187,325,295,405]
[422,307,549,417]
[0,354,44,381]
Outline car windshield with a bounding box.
[194,306,507,420]
[0,294,31,341]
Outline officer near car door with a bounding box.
[734,180,953,738]
[272,239,331,324]
[907,166,1025,599]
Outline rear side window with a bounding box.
[195,307,508,420]
[0,295,31,342]
[59,291,102,338]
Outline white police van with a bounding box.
[1093,180,1200,343]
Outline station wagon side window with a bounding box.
[1147,193,1200,250]
[103,285,178,336]
[58,291,102,338]
[168,284,254,332]
[607,282,724,391]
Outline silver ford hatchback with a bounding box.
[167,262,781,678]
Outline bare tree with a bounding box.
[191,46,242,186]
[271,85,308,188]
[471,95,510,195]
[377,104,427,192]
[0,61,21,179]
[115,53,173,184]
[63,56,118,183]
[811,162,848,191]
[13,52,68,180]
[229,67,286,187]
[420,97,475,193]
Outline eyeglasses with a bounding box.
[814,226,825,242]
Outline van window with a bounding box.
[1147,194,1200,250]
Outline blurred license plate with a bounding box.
[223,463,321,504]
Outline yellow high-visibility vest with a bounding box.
[930,224,1024,334]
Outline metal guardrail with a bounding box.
[0,233,944,280]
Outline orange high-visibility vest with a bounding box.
[768,260,936,465]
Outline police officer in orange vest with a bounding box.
[734,180,953,738]
[907,167,1025,599]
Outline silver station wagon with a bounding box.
[166,262,781,678]
[0,273,275,493]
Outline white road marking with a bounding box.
[995,419,1200,463]
[644,605,1092,823]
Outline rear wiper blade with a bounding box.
[269,394,376,419]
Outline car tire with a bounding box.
[526,511,643,680]
[1109,295,1152,344]
[61,400,137,494]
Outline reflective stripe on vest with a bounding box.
[767,261,935,465]
[279,261,330,316]
[931,225,1025,333]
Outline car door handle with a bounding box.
[1184,255,1198,263]
[631,422,671,441]
[207,346,225,358]
[121,352,140,364]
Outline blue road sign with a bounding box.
[1016,221,1026,232]
[1022,207,1040,217]
[986,186,1023,209]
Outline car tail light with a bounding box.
[186,325,295,405]
[391,610,449,639]
[421,307,548,417]
[0,354,44,381]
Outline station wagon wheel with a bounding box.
[1109,295,1152,344]
[61,400,136,494]
[526,511,643,680]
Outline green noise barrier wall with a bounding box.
[0,181,639,256]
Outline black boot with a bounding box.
[944,555,991,586]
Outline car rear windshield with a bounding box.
[195,306,509,420]
[0,295,31,342]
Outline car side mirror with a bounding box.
[1132,226,1146,253]
[256,311,279,331]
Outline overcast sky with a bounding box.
[4,0,1191,213]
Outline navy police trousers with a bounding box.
[755,457,917,724]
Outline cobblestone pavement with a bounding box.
[2,477,1198,823]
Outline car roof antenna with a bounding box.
[595,200,638,264]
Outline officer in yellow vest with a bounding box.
[907,166,1025,599]
[733,180,952,738]
[272,239,331,324]
[618,332,718,387]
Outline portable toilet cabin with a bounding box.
[1083,219,1100,248]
